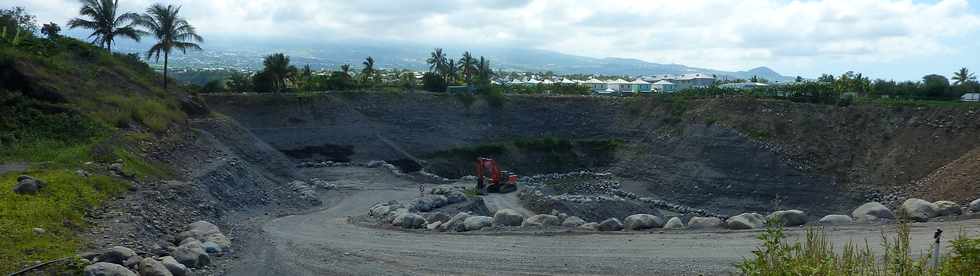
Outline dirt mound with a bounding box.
[915,146,980,203]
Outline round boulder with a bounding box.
[971,199,980,213]
[138,258,173,276]
[624,214,665,231]
[492,209,525,227]
[171,241,210,268]
[397,213,428,229]
[13,176,45,195]
[98,246,136,265]
[900,198,938,222]
[463,216,493,231]
[84,262,136,276]
[597,218,624,231]
[933,201,962,217]
[524,214,560,227]
[561,216,586,228]
[663,217,685,229]
[851,202,895,222]
[578,222,599,230]
[725,213,766,230]
[442,212,472,232]
[159,256,189,276]
[687,217,723,229]
[817,214,853,225]
[767,210,807,227]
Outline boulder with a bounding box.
[201,241,222,254]
[687,217,724,229]
[426,221,443,231]
[578,222,599,230]
[397,213,427,229]
[725,213,766,230]
[98,246,136,265]
[171,241,210,268]
[138,258,173,276]
[178,237,198,246]
[410,195,448,212]
[663,217,685,229]
[385,208,410,224]
[179,221,231,249]
[424,212,452,224]
[523,214,560,227]
[900,198,938,222]
[84,262,136,276]
[444,191,467,204]
[561,216,586,227]
[13,176,45,195]
[597,218,623,231]
[463,216,493,231]
[767,210,807,227]
[492,209,525,227]
[623,214,665,231]
[817,215,853,225]
[430,185,461,195]
[933,201,962,217]
[32,227,46,235]
[159,256,189,276]
[442,212,472,232]
[971,199,980,213]
[123,256,142,268]
[851,202,895,222]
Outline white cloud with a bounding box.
[7,0,980,75]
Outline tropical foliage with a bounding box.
[137,4,202,90]
[67,0,143,53]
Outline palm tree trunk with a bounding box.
[163,51,169,91]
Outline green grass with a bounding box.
[0,170,129,272]
[737,222,980,275]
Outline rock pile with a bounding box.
[80,220,225,276]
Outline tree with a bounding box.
[340,64,352,81]
[259,53,297,92]
[459,51,477,84]
[817,74,835,83]
[360,56,376,86]
[952,68,976,85]
[1,7,38,34]
[68,0,143,53]
[795,76,803,83]
[922,74,951,99]
[399,70,417,92]
[137,4,202,91]
[427,48,448,77]
[421,72,447,92]
[474,56,493,93]
[227,72,252,92]
[445,59,459,84]
[41,22,60,38]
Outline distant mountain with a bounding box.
[123,41,794,81]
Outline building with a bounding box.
[652,80,677,93]
[962,93,980,102]
[642,73,716,91]
[719,82,769,90]
[629,78,652,93]
[607,79,631,92]
[583,78,607,92]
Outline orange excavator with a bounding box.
[475,157,518,194]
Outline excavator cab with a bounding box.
[475,157,517,194]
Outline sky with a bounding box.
[9,0,980,80]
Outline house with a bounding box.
[719,82,768,90]
[583,78,608,92]
[652,80,677,93]
[629,78,652,93]
[962,93,980,102]
[607,79,631,92]
[673,73,715,90]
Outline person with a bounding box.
[418,184,424,197]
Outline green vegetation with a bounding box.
[67,0,144,53]
[737,222,980,275]
[137,4,203,91]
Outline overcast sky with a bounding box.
[10,0,980,80]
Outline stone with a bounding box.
[397,213,428,229]
[158,256,188,276]
[933,201,962,217]
[179,221,231,249]
[851,202,895,222]
[442,212,472,232]
[444,191,467,204]
[430,185,461,195]
[179,237,199,246]
[84,262,136,276]
[463,216,493,231]
[410,195,448,212]
[32,227,46,235]
[426,221,443,231]
[424,212,452,224]
[137,258,173,276]
[578,222,599,230]
[492,209,525,227]
[171,241,210,268]
[687,217,724,229]
[725,213,766,230]
[817,215,853,225]
[523,214,560,227]
[13,176,45,195]
[201,241,222,254]
[900,198,938,222]
[597,218,624,231]
[663,217,685,229]
[623,214,665,231]
[561,216,586,227]
[98,246,136,265]
[123,256,142,268]
[971,199,980,213]
[767,210,807,227]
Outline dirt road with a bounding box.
[225,167,980,275]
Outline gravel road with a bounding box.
[224,167,980,275]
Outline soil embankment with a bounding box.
[204,93,980,216]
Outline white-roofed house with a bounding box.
[583,78,608,92]
[652,80,677,93]
[673,73,715,90]
[629,78,652,93]
[607,79,631,93]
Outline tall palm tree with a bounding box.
[361,56,376,85]
[427,48,447,76]
[445,59,459,84]
[261,53,295,93]
[952,67,976,85]
[67,0,144,53]
[137,4,202,91]
[340,64,352,81]
[459,51,477,84]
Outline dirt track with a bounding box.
[224,167,980,276]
